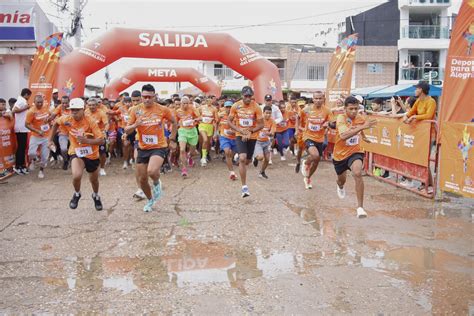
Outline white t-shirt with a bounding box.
[13,96,30,133]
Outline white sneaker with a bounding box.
[356,207,367,218]
[133,189,146,201]
[268,159,273,165]
[38,170,44,179]
[336,184,346,199]
[200,157,207,167]
[303,177,312,189]
[273,148,278,155]
[300,159,309,177]
[122,161,128,169]
[99,168,106,176]
[280,155,286,161]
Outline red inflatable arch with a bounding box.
[103,67,221,100]
[56,28,282,103]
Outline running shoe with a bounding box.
[280,155,286,161]
[122,161,128,169]
[295,163,301,174]
[13,167,24,175]
[229,172,237,181]
[92,194,103,211]
[300,159,309,177]
[356,207,367,218]
[200,157,207,167]
[143,199,154,213]
[259,171,268,179]
[336,184,346,199]
[21,167,29,175]
[99,168,107,176]
[38,170,45,179]
[152,180,162,201]
[303,177,312,189]
[69,192,81,209]
[181,167,188,177]
[133,189,146,201]
[241,186,250,198]
[187,155,195,167]
[253,157,258,167]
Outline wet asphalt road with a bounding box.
[0,154,473,315]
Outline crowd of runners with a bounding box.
[2,84,381,218]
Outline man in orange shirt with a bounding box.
[125,84,177,213]
[49,95,71,170]
[217,100,238,180]
[25,95,52,179]
[85,98,109,176]
[49,98,105,210]
[333,96,376,218]
[253,105,276,179]
[228,86,264,198]
[299,91,332,190]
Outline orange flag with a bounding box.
[325,34,358,108]
[28,33,64,106]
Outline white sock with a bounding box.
[75,191,81,197]
[92,192,99,198]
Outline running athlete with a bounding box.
[274,102,290,161]
[286,97,299,155]
[294,99,307,173]
[227,86,264,197]
[49,96,71,170]
[253,105,276,179]
[49,98,104,210]
[116,96,134,169]
[217,100,238,180]
[130,90,147,201]
[198,98,218,166]
[299,91,332,190]
[174,96,201,177]
[125,84,177,212]
[333,96,376,218]
[85,98,109,176]
[25,95,52,179]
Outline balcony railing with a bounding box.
[213,68,235,80]
[400,66,444,81]
[401,25,449,39]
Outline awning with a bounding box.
[366,84,442,98]
[351,85,390,97]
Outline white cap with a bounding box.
[68,98,85,109]
[52,88,59,94]
[354,95,364,104]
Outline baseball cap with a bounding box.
[224,101,233,107]
[241,86,254,96]
[52,88,59,94]
[264,94,272,101]
[354,95,364,104]
[68,98,85,109]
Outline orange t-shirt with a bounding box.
[275,111,289,133]
[53,106,71,136]
[56,115,103,160]
[25,106,51,137]
[85,109,108,133]
[333,113,366,161]
[257,117,276,142]
[175,106,201,129]
[199,105,218,125]
[229,101,263,140]
[116,104,132,128]
[301,105,332,143]
[286,106,299,129]
[218,110,236,140]
[128,103,173,150]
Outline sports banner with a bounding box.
[438,0,474,123]
[28,33,64,107]
[439,122,474,198]
[0,116,16,170]
[362,116,432,167]
[325,34,358,108]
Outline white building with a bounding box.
[0,1,70,101]
[397,0,452,85]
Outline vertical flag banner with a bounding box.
[439,0,474,198]
[325,34,358,108]
[28,33,64,106]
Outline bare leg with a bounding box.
[351,160,364,208]
[88,168,100,194]
[136,163,152,200]
[71,158,84,192]
[224,148,234,171]
[239,153,248,186]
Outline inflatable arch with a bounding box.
[103,67,221,100]
[56,28,282,103]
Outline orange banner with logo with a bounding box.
[438,0,474,123]
[325,34,358,108]
[28,33,63,106]
[439,122,474,198]
[0,116,16,170]
[361,116,432,167]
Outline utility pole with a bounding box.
[74,0,82,48]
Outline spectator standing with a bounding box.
[12,88,32,175]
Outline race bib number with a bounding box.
[202,116,213,124]
[75,146,92,158]
[259,131,267,139]
[239,118,253,127]
[346,135,360,146]
[224,129,235,136]
[182,119,194,127]
[40,124,50,132]
[142,134,158,145]
[308,123,321,132]
[278,121,287,128]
